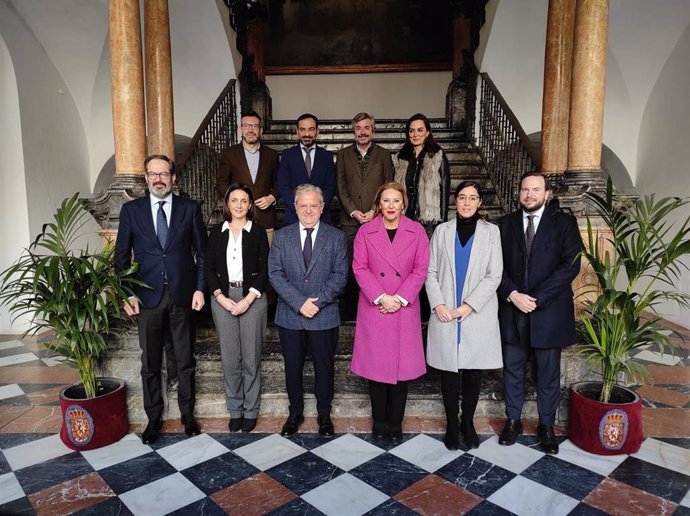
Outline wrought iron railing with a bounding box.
[467,65,540,212]
[177,79,237,223]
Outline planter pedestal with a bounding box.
[59,377,129,451]
[568,381,643,455]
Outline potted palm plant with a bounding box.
[569,178,690,454]
[0,194,143,450]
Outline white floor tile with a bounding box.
[0,472,24,505]
[632,438,690,475]
[81,433,152,470]
[633,349,682,366]
[488,475,579,516]
[312,434,384,472]
[233,433,306,471]
[3,434,73,471]
[41,356,68,367]
[0,341,24,351]
[680,487,690,508]
[302,472,389,516]
[119,472,205,516]
[467,435,542,474]
[390,433,464,472]
[156,433,230,471]
[0,352,39,367]
[557,439,628,476]
[0,383,24,400]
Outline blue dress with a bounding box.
[455,233,474,343]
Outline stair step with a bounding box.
[103,331,590,424]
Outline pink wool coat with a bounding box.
[351,215,430,384]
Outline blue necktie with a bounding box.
[303,228,313,267]
[157,201,168,248]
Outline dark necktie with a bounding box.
[304,147,312,177]
[525,215,535,256]
[303,227,313,267]
[157,201,168,248]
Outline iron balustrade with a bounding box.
[177,79,238,223]
[466,65,540,212]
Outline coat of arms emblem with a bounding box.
[64,405,94,447]
[598,409,627,450]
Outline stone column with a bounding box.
[109,0,146,176]
[144,0,175,159]
[541,0,575,174]
[568,0,608,172]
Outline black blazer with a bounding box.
[205,221,269,297]
[496,202,582,349]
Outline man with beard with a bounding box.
[115,155,207,444]
[496,171,581,455]
[216,111,280,242]
[336,113,393,319]
[277,113,336,225]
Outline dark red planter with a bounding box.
[568,381,643,455]
[59,377,129,451]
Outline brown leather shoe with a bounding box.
[498,419,523,446]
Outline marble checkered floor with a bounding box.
[0,321,689,515]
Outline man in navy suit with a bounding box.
[277,113,336,225]
[496,171,582,455]
[115,155,207,444]
[269,184,347,437]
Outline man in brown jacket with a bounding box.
[216,111,280,241]
[336,112,394,318]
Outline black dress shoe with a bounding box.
[538,424,559,454]
[280,415,304,437]
[389,429,403,445]
[318,415,334,438]
[228,418,243,432]
[242,418,257,433]
[142,419,162,444]
[460,417,480,449]
[498,419,523,446]
[182,416,201,437]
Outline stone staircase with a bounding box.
[104,117,591,424]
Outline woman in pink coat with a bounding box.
[351,182,430,444]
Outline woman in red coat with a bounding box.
[351,182,430,444]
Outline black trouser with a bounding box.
[368,380,409,433]
[138,286,196,422]
[440,369,482,425]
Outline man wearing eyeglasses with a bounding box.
[115,154,208,444]
[216,111,280,242]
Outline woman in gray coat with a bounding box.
[425,181,503,450]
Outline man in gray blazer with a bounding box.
[336,113,393,318]
[269,184,348,438]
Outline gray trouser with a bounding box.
[211,288,267,418]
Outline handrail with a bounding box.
[177,79,238,223]
[466,62,541,212]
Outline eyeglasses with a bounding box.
[457,195,480,203]
[241,123,261,130]
[147,172,172,179]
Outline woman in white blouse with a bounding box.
[205,183,269,433]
